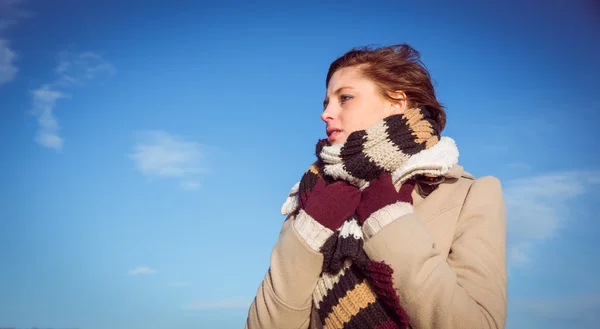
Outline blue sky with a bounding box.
[0,0,599,328]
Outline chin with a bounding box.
[326,131,348,145]
[328,138,346,145]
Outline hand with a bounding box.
[300,177,361,231]
[356,171,415,225]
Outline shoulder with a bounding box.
[429,164,504,209]
[459,167,504,202]
[464,175,505,210]
[445,164,502,192]
[453,167,506,222]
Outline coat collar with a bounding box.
[412,164,475,222]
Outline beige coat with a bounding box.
[245,165,507,329]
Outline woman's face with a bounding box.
[321,66,403,145]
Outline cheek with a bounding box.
[349,105,383,132]
[340,108,364,133]
[367,104,388,125]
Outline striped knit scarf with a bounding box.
[281,106,460,329]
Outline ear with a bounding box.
[387,90,408,115]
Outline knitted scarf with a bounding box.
[281,106,460,329]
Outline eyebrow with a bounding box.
[323,86,354,108]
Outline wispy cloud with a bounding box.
[30,85,70,150]
[183,298,251,309]
[511,293,600,327]
[504,170,600,267]
[180,180,201,191]
[131,131,208,190]
[0,0,31,31]
[0,39,17,85]
[128,266,157,276]
[0,0,30,86]
[54,51,116,86]
[30,51,114,150]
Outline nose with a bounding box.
[321,106,334,123]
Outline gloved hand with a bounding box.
[294,177,361,251]
[356,171,416,237]
[301,177,361,231]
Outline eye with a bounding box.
[340,94,354,103]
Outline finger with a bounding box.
[398,179,416,200]
[377,171,393,182]
[363,171,393,193]
[328,181,360,193]
[340,184,361,194]
[313,176,327,190]
[326,180,349,187]
[299,176,326,208]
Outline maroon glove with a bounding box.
[300,177,361,231]
[356,171,415,225]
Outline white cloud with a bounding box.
[128,266,156,276]
[54,51,115,86]
[184,299,251,309]
[504,170,600,266]
[30,84,70,150]
[180,180,201,190]
[29,51,114,150]
[0,39,17,85]
[0,0,31,85]
[131,131,208,190]
[511,294,600,327]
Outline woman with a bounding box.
[245,44,507,329]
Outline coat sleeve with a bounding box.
[362,176,508,329]
[245,214,324,329]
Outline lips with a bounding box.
[326,127,341,136]
[326,127,343,141]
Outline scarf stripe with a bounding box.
[313,261,352,305]
[322,280,378,328]
[340,130,381,182]
[363,120,409,172]
[321,144,370,189]
[343,302,401,329]
[385,113,424,156]
[286,107,459,329]
[321,220,367,275]
[317,264,367,318]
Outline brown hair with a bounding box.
[326,44,446,132]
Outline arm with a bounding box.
[362,176,507,329]
[245,213,325,329]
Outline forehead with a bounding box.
[327,66,366,91]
